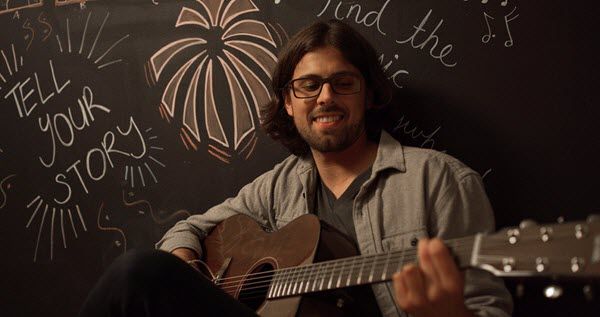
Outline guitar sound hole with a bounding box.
[238,263,274,310]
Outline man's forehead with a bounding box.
[292,46,360,77]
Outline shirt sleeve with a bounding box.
[430,171,514,317]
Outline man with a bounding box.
[80,20,512,317]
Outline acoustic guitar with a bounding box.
[196,214,600,316]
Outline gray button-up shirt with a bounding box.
[156,131,513,317]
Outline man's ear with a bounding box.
[284,93,294,116]
[366,89,375,110]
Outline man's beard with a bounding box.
[296,119,365,153]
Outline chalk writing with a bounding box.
[396,9,457,68]
[3,59,71,119]
[316,2,456,68]
[379,53,409,89]
[317,0,391,36]
[122,126,166,189]
[392,115,443,150]
[37,85,108,168]
[54,117,148,202]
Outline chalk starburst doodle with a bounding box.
[146,0,278,163]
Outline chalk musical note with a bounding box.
[504,7,519,47]
[481,12,495,43]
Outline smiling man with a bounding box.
[80,20,512,317]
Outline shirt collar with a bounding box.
[372,130,407,174]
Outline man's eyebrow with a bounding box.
[294,71,359,79]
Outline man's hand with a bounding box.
[393,238,475,317]
[171,247,200,270]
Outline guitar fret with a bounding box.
[275,270,285,297]
[327,261,337,290]
[336,259,347,288]
[286,267,297,296]
[304,268,311,293]
[368,255,377,283]
[319,262,328,291]
[267,275,273,298]
[346,257,356,286]
[312,262,321,292]
[357,256,366,284]
[292,267,304,295]
[279,269,289,297]
[291,267,298,295]
[382,251,391,280]
[297,267,305,295]
[268,272,278,298]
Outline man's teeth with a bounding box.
[315,115,342,123]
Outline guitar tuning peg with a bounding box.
[557,216,565,224]
[583,284,594,301]
[543,284,563,299]
[519,219,537,229]
[586,214,600,223]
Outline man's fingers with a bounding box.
[393,271,409,308]
[418,238,442,287]
[399,263,427,309]
[428,238,463,292]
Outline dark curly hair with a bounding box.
[260,19,393,156]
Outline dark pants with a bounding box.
[79,249,257,317]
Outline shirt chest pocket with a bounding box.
[381,228,428,252]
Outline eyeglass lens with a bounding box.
[291,74,360,98]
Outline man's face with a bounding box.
[284,46,371,153]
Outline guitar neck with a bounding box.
[267,235,477,299]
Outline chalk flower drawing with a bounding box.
[147,0,277,163]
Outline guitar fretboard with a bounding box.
[267,236,475,298]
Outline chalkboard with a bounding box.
[1,1,598,316]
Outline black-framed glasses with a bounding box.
[287,73,362,99]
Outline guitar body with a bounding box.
[202,214,380,317]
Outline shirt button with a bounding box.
[410,237,418,247]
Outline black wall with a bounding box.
[0,0,598,316]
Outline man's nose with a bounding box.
[316,83,335,105]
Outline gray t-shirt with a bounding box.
[314,168,372,246]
